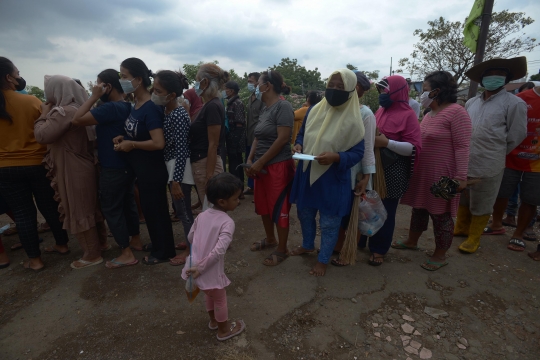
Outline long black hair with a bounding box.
[0,57,15,123]
[154,70,189,97]
[98,69,124,93]
[121,58,153,88]
[423,71,458,104]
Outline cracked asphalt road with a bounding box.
[1,196,539,359]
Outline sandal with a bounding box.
[142,255,169,265]
[169,256,186,266]
[523,231,537,242]
[216,320,246,341]
[482,227,506,235]
[420,259,448,271]
[391,240,419,250]
[70,258,104,269]
[263,251,289,266]
[250,238,277,252]
[44,247,71,255]
[368,254,385,266]
[105,258,139,269]
[331,258,349,267]
[11,238,43,251]
[507,238,526,252]
[23,261,44,272]
[289,246,314,256]
[3,226,18,236]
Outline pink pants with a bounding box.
[203,288,228,322]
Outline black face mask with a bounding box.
[14,76,26,92]
[100,91,111,103]
[378,84,407,109]
[325,88,354,107]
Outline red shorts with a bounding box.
[254,159,296,228]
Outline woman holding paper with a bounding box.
[245,70,295,266]
[289,68,365,277]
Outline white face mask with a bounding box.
[247,83,255,92]
[194,80,205,97]
[151,93,170,106]
[420,89,437,109]
[119,78,138,94]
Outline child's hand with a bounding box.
[186,267,200,279]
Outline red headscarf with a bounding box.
[375,75,422,153]
[183,88,203,119]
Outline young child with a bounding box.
[182,173,246,341]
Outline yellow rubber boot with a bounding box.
[454,205,472,237]
[458,214,490,254]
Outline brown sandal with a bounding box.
[263,251,289,266]
[289,246,314,256]
[250,238,277,251]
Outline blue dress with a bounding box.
[290,114,365,217]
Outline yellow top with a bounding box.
[292,106,308,144]
[0,90,45,168]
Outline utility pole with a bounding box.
[467,0,495,99]
[390,57,393,77]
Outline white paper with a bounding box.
[292,153,316,161]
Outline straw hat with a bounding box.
[465,56,527,83]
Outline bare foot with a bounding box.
[44,244,70,254]
[289,246,314,256]
[23,258,44,271]
[309,262,327,276]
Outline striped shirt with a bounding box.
[401,104,472,216]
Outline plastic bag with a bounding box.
[185,272,200,303]
[358,190,388,236]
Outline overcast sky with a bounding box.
[1,0,539,90]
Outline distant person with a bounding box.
[224,81,246,193]
[0,57,69,272]
[246,70,295,266]
[182,173,246,341]
[244,72,265,195]
[292,91,322,145]
[183,88,203,122]
[72,69,143,269]
[456,57,527,254]
[406,78,421,118]
[518,82,535,93]
[35,75,107,269]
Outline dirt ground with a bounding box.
[1,193,539,360]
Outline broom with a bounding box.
[339,195,361,265]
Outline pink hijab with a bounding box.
[183,88,203,119]
[375,75,422,153]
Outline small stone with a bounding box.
[440,331,446,338]
[235,287,243,295]
[372,323,379,327]
[459,338,468,346]
[386,336,391,342]
[374,332,381,338]
[436,335,441,340]
[402,323,415,334]
[403,315,415,322]
[414,330,421,335]
[403,340,410,346]
[404,346,419,355]
[457,343,466,350]
[410,340,422,349]
[351,298,358,304]
[400,335,411,341]
[424,307,449,319]
[420,348,433,359]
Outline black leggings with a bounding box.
[0,166,69,258]
[125,150,176,259]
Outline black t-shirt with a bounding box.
[90,101,131,169]
[189,97,225,161]
[124,101,164,141]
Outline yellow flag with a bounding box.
[463,0,486,53]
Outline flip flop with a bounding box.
[105,258,139,269]
[11,238,44,251]
[507,238,526,252]
[368,255,384,266]
[142,255,169,265]
[216,320,246,341]
[250,238,277,252]
[330,258,349,267]
[420,259,448,271]
[208,321,218,330]
[175,242,188,250]
[263,251,289,266]
[169,256,186,266]
[2,227,18,236]
[44,247,71,255]
[289,246,315,256]
[391,240,419,250]
[482,227,506,235]
[70,258,104,269]
[523,231,537,242]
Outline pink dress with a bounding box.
[181,208,234,290]
[401,104,472,216]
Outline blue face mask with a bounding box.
[194,80,204,96]
[255,85,265,100]
[482,75,506,91]
[222,90,228,99]
[247,83,255,92]
[378,93,393,109]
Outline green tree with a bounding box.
[530,73,540,81]
[345,65,380,81]
[398,11,538,86]
[359,85,379,113]
[346,63,358,71]
[270,58,325,94]
[25,86,45,102]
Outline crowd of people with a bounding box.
[1,54,539,341]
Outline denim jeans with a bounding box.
[297,207,342,264]
[170,183,194,241]
[99,167,140,249]
[505,184,536,227]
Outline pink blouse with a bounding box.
[181,208,234,290]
